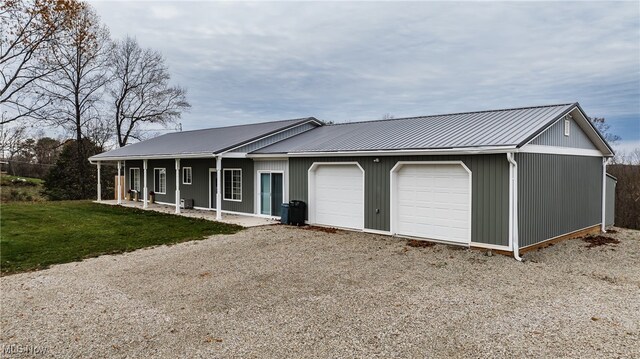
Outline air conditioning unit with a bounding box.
[181,198,194,209]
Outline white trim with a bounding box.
[193,206,271,218]
[216,157,222,220]
[520,224,600,249]
[208,168,217,209]
[155,200,174,206]
[389,161,472,246]
[90,153,216,161]
[257,170,285,217]
[182,167,192,185]
[601,157,606,232]
[219,119,322,155]
[223,168,242,202]
[129,167,141,192]
[307,162,365,230]
[143,159,148,209]
[518,144,604,157]
[175,159,180,214]
[153,168,167,194]
[249,146,517,158]
[117,161,122,204]
[97,162,101,201]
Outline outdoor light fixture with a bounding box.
[373,158,380,163]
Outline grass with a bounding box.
[0,174,45,202]
[0,201,243,275]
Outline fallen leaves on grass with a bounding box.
[582,235,620,248]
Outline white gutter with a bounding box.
[601,157,607,232]
[248,146,518,158]
[507,153,523,262]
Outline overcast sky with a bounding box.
[90,1,640,151]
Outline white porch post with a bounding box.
[96,162,101,202]
[143,159,148,209]
[175,158,181,214]
[216,156,222,220]
[601,157,607,232]
[117,161,122,204]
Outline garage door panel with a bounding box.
[312,164,364,230]
[394,163,471,244]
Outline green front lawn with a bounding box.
[0,201,243,275]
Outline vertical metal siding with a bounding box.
[289,154,509,246]
[179,158,216,208]
[516,153,602,247]
[230,123,317,153]
[530,116,597,149]
[605,176,616,226]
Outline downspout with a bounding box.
[601,157,607,232]
[507,153,523,262]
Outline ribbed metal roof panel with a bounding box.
[254,104,575,153]
[91,117,318,159]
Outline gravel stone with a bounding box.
[1,226,639,358]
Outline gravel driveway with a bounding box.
[1,226,639,358]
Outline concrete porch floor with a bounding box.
[97,200,279,228]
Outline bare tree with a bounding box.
[0,0,83,125]
[590,117,621,145]
[35,3,111,194]
[36,3,111,141]
[109,36,190,147]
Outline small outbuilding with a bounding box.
[90,102,614,259]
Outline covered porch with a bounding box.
[98,199,277,228]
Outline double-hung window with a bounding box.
[182,167,192,185]
[223,169,242,201]
[154,168,166,194]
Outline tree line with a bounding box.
[1,0,190,199]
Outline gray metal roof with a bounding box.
[254,103,578,154]
[91,117,319,160]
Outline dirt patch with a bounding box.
[406,239,436,248]
[582,235,620,248]
[304,225,338,234]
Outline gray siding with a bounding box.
[289,154,509,246]
[231,122,317,153]
[124,158,254,214]
[530,116,597,149]
[606,175,616,226]
[516,153,602,247]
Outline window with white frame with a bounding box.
[564,119,570,136]
[182,167,192,185]
[129,168,140,192]
[223,169,242,201]
[154,168,166,194]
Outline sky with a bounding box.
[90,1,640,152]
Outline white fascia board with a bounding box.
[518,144,604,157]
[89,153,216,161]
[248,146,517,158]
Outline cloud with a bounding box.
[89,1,640,139]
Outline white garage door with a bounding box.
[311,164,364,230]
[393,163,471,244]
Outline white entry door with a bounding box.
[392,163,471,244]
[310,164,364,230]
